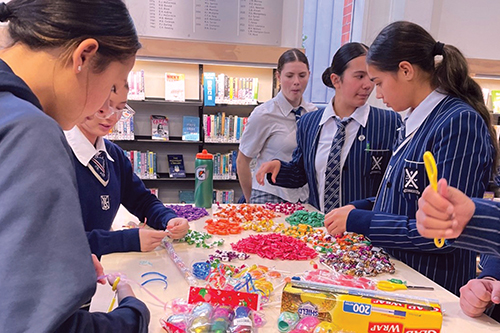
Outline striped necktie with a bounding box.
[324,117,353,213]
[396,118,407,147]
[88,151,109,187]
[292,106,303,122]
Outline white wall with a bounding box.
[357,0,500,60]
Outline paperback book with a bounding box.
[151,115,169,141]
[167,154,186,178]
[127,70,145,101]
[165,73,185,102]
[203,72,216,106]
[182,116,200,141]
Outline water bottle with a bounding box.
[194,149,213,208]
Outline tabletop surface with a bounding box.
[90,204,500,332]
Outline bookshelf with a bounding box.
[111,39,283,203]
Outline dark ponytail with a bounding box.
[1,0,140,73]
[277,48,309,73]
[322,42,369,88]
[368,21,498,171]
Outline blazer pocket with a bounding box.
[401,159,426,199]
[364,149,391,177]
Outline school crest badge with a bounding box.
[100,195,110,210]
[403,167,420,195]
[370,155,383,174]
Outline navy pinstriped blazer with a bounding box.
[348,96,494,296]
[270,106,402,210]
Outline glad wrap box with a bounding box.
[280,280,442,333]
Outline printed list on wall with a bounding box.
[125,0,283,46]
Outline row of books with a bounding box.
[127,70,186,102]
[213,150,238,180]
[124,150,157,180]
[213,189,235,204]
[204,72,259,106]
[177,190,235,204]
[105,115,135,141]
[203,113,248,143]
[128,70,146,101]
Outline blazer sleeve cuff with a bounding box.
[347,209,374,237]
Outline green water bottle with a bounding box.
[194,149,213,208]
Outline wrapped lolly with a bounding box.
[163,314,190,333]
[277,311,300,332]
[188,303,214,333]
[230,306,254,333]
[210,305,234,333]
[294,316,321,331]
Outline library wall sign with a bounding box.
[125,0,283,46]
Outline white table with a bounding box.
[90,205,500,332]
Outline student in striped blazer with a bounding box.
[325,21,498,296]
[416,179,500,320]
[255,42,401,213]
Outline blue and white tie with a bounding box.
[324,117,353,213]
[88,151,109,187]
[292,106,303,122]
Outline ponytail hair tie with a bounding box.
[0,2,11,22]
[433,41,445,56]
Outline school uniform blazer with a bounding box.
[270,106,401,210]
[451,199,500,258]
[348,96,494,295]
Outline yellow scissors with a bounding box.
[423,151,445,248]
[376,280,434,292]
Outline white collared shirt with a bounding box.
[315,98,370,212]
[239,91,317,202]
[404,90,447,138]
[64,126,114,166]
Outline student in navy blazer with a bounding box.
[325,21,499,297]
[416,179,500,320]
[256,42,401,213]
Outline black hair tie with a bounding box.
[433,41,445,56]
[0,2,12,22]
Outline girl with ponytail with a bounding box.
[325,21,496,297]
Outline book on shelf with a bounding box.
[151,115,169,141]
[182,116,200,141]
[149,188,159,198]
[491,90,500,113]
[124,150,157,179]
[203,72,217,106]
[203,112,248,142]
[105,113,135,141]
[213,189,234,204]
[179,190,195,204]
[212,150,238,180]
[167,154,186,178]
[215,74,258,104]
[127,70,145,101]
[165,73,185,102]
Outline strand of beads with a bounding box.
[231,233,317,260]
[164,204,209,221]
[264,202,305,215]
[176,229,224,248]
[285,210,324,228]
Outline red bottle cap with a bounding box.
[196,149,213,159]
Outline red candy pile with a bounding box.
[231,233,318,260]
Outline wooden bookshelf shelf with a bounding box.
[128,99,202,107]
[113,136,201,144]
